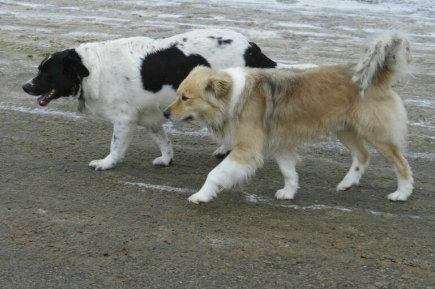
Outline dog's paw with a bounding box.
[337,166,365,192]
[336,181,354,192]
[212,146,231,159]
[152,156,173,166]
[89,159,115,171]
[188,192,214,204]
[387,191,410,202]
[275,189,295,200]
[336,178,360,192]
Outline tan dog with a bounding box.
[164,33,413,204]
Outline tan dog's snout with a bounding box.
[164,96,185,122]
[163,108,171,119]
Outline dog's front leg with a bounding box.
[147,125,173,166]
[188,151,261,204]
[212,143,231,159]
[89,121,136,170]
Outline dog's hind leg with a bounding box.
[365,138,413,201]
[148,124,173,166]
[89,121,136,170]
[274,151,300,200]
[357,92,413,201]
[336,129,370,191]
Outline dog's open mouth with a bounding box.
[37,89,57,106]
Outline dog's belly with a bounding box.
[83,84,176,127]
[267,117,346,143]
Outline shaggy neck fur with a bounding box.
[206,68,247,145]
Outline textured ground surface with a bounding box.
[0,0,434,288]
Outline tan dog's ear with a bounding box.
[207,73,232,98]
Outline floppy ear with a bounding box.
[64,49,90,78]
[207,73,232,98]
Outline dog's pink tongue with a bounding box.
[37,92,50,106]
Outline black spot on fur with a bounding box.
[244,42,277,68]
[182,37,188,42]
[125,76,130,81]
[220,39,232,45]
[209,36,233,46]
[140,45,210,93]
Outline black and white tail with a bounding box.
[352,33,412,97]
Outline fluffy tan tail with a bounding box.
[352,33,412,97]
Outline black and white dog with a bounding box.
[22,29,316,170]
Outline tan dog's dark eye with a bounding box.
[181,95,189,101]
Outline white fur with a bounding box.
[40,55,52,67]
[336,157,366,191]
[388,171,414,201]
[72,29,315,170]
[274,152,300,200]
[210,67,247,152]
[148,125,173,166]
[352,32,412,97]
[25,78,35,87]
[88,120,135,170]
[277,63,318,69]
[188,157,257,204]
[224,67,247,116]
[75,30,244,169]
[76,30,257,170]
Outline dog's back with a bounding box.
[237,33,411,143]
[76,29,278,108]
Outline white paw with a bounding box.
[336,179,359,192]
[275,189,295,200]
[212,146,230,158]
[89,158,116,171]
[152,156,173,166]
[188,192,214,204]
[387,191,410,201]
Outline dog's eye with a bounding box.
[181,95,189,101]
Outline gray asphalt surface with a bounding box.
[1,0,434,288]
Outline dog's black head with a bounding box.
[22,49,89,106]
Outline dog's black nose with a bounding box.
[163,110,170,119]
[22,83,32,93]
